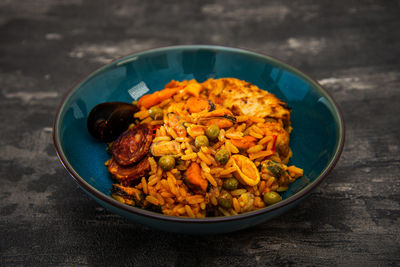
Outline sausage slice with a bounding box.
[108,156,150,185]
[112,123,153,166]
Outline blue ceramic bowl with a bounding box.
[53,45,344,234]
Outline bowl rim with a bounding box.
[53,44,345,224]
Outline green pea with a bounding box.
[149,106,163,120]
[217,190,233,209]
[215,149,230,165]
[206,124,220,140]
[158,155,175,171]
[222,177,239,190]
[263,191,282,205]
[195,135,209,147]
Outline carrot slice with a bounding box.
[185,97,210,113]
[137,87,180,109]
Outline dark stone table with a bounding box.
[1,1,399,266]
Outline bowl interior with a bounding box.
[55,46,343,216]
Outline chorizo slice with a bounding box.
[108,156,150,186]
[112,123,153,166]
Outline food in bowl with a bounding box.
[88,78,304,218]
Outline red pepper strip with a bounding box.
[271,135,278,153]
[151,125,160,137]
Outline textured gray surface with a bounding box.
[1,1,400,266]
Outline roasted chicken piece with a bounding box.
[202,78,291,124]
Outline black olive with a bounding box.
[87,102,138,142]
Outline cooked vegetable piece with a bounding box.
[230,136,257,149]
[206,124,220,140]
[184,162,208,193]
[188,125,205,137]
[195,135,209,147]
[266,160,284,178]
[222,177,239,190]
[215,149,230,165]
[185,97,210,113]
[149,106,163,120]
[158,155,175,171]
[137,87,180,109]
[218,190,233,209]
[263,191,282,205]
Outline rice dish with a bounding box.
[107,78,303,218]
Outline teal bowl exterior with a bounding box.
[53,45,345,234]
